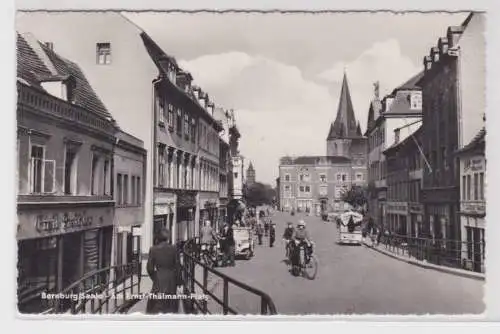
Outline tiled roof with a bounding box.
[383,126,423,155]
[456,128,485,155]
[17,33,114,121]
[392,71,424,93]
[280,155,351,166]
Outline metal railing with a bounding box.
[374,233,485,274]
[32,262,142,314]
[179,239,277,315]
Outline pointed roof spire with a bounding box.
[356,122,362,136]
[248,161,254,171]
[327,72,360,139]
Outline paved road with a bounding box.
[210,211,484,315]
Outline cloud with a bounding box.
[180,52,335,185]
[318,39,422,133]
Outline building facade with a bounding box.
[279,73,367,215]
[417,13,485,249]
[456,129,485,273]
[365,73,423,230]
[113,130,146,272]
[16,33,117,313]
[383,127,424,237]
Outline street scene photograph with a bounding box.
[15,10,486,316]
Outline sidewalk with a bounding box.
[363,239,485,281]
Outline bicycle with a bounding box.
[289,240,318,280]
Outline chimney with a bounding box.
[45,42,54,51]
[207,102,214,115]
[394,128,400,144]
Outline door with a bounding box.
[472,227,481,273]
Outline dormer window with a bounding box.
[96,43,111,65]
[385,97,394,111]
[41,78,75,103]
[410,91,422,110]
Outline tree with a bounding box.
[341,185,368,211]
[243,182,276,207]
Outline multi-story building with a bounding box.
[246,162,256,186]
[383,127,424,237]
[140,33,225,244]
[417,13,485,247]
[16,12,233,252]
[365,73,423,230]
[113,130,146,271]
[279,73,367,215]
[16,32,117,312]
[456,128,485,273]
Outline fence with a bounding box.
[377,233,485,274]
[31,262,142,314]
[179,239,277,315]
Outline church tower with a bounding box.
[326,72,364,158]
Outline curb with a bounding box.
[364,243,485,281]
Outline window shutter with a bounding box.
[43,160,55,193]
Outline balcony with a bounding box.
[18,83,116,136]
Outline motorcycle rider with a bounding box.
[291,220,313,265]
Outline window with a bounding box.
[176,109,182,135]
[158,98,165,124]
[356,173,363,181]
[299,186,305,192]
[319,185,328,196]
[284,185,291,198]
[479,172,484,200]
[342,173,347,182]
[136,177,141,205]
[466,174,471,200]
[305,186,311,193]
[184,114,190,139]
[462,175,466,200]
[131,176,136,205]
[96,43,111,65]
[158,145,165,187]
[117,173,123,205]
[30,145,43,193]
[410,92,422,110]
[441,147,448,170]
[336,173,342,181]
[473,173,479,201]
[123,175,129,204]
[167,104,174,130]
[64,145,78,195]
[299,174,304,181]
[103,159,110,195]
[91,154,99,195]
[191,118,196,143]
[284,174,290,182]
[319,174,327,182]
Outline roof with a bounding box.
[383,90,422,116]
[247,162,255,171]
[279,155,351,166]
[327,73,362,140]
[17,33,114,121]
[365,98,383,135]
[456,128,485,155]
[392,71,424,93]
[383,126,423,155]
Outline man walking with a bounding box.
[256,221,264,245]
[220,223,235,267]
[269,222,276,247]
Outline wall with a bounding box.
[458,14,486,148]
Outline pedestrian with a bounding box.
[220,223,235,267]
[269,222,276,247]
[256,221,264,245]
[146,229,181,314]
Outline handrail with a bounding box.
[22,262,142,314]
[179,239,277,315]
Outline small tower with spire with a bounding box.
[246,161,256,186]
[326,72,365,158]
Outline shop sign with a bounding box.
[386,203,408,215]
[463,157,484,173]
[461,202,486,213]
[409,204,423,213]
[17,208,113,240]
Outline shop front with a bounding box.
[385,202,408,235]
[153,193,176,245]
[460,201,485,273]
[176,191,197,243]
[17,204,114,313]
[409,203,424,237]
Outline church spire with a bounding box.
[327,72,360,140]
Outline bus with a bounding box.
[337,211,364,245]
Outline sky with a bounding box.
[124,12,468,185]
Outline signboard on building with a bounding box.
[461,202,486,215]
[17,206,114,240]
[386,202,408,215]
[463,157,485,173]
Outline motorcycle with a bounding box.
[289,239,318,280]
[200,240,221,268]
